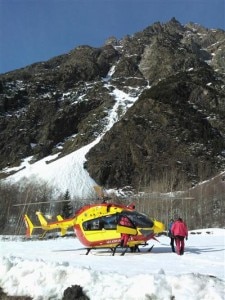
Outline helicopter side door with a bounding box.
[117,214,137,235]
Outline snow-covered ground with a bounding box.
[0,228,224,300]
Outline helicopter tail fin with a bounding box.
[36,211,48,226]
[24,214,35,237]
[60,228,67,236]
[56,215,64,221]
[57,215,67,236]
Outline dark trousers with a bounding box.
[170,237,175,252]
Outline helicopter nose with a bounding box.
[153,220,165,233]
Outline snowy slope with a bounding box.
[3,70,143,198]
[0,229,224,300]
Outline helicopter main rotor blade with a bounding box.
[13,200,71,206]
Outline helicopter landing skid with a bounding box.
[85,244,154,256]
[119,244,154,256]
[85,245,121,256]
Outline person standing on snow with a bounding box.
[168,219,175,252]
[171,217,188,255]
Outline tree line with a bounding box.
[0,175,224,236]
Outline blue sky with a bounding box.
[0,0,224,74]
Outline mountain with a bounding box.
[0,18,225,200]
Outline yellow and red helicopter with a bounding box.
[22,186,165,255]
[23,200,165,255]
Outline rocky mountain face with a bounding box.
[0,18,225,192]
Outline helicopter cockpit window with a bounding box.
[121,211,154,228]
[103,215,117,229]
[82,215,117,231]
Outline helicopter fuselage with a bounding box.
[73,203,162,248]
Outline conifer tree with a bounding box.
[62,190,73,218]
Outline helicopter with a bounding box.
[23,200,165,256]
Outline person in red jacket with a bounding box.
[171,217,188,255]
[118,215,133,247]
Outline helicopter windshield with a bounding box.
[82,211,154,231]
[121,211,154,228]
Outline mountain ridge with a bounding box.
[0,18,225,196]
